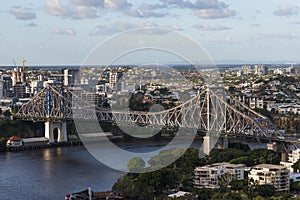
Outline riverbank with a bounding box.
[1,135,265,153]
[1,140,83,152]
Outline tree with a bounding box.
[208,148,248,164]
[218,172,231,193]
[229,156,250,165]
[228,143,250,151]
[194,188,214,200]
[223,193,242,200]
[127,157,145,172]
[293,159,300,173]
[253,196,265,200]
[248,149,280,166]
[229,179,248,191]
[253,184,276,197]
[211,192,224,200]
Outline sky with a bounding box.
[1,0,300,65]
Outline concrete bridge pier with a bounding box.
[267,142,288,162]
[203,135,228,155]
[45,121,68,143]
[217,136,228,150]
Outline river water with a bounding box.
[0,140,267,200]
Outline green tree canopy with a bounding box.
[127,157,145,172]
[253,184,276,197]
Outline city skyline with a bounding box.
[1,0,300,65]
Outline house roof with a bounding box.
[8,136,22,141]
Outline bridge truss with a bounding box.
[15,84,285,141]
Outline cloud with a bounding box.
[71,0,104,7]
[194,8,235,19]
[10,8,36,20]
[45,0,171,19]
[274,4,299,16]
[166,24,183,31]
[161,0,228,9]
[104,0,131,10]
[90,21,183,36]
[139,3,167,11]
[90,22,135,35]
[160,0,235,18]
[45,0,99,19]
[254,33,298,40]
[52,28,77,35]
[193,24,231,31]
[125,8,167,18]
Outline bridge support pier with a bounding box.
[45,121,68,143]
[203,135,228,155]
[267,142,288,162]
[217,136,228,150]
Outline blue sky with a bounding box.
[1,0,300,65]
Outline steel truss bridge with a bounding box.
[15,85,300,157]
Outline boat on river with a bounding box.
[65,188,127,200]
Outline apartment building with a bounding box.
[194,162,245,189]
[248,164,289,192]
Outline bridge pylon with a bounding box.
[45,121,68,143]
[267,142,289,162]
[203,134,228,155]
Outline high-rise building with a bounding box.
[13,83,30,98]
[254,65,268,76]
[0,73,4,99]
[12,67,25,86]
[109,71,123,92]
[242,65,252,76]
[3,75,13,97]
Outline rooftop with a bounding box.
[252,164,287,170]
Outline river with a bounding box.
[0,140,267,200]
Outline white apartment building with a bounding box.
[281,149,300,173]
[289,149,300,164]
[194,163,245,189]
[248,164,289,192]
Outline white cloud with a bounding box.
[71,0,104,7]
[139,3,167,11]
[161,0,228,9]
[52,28,77,35]
[45,0,74,17]
[90,21,183,36]
[160,0,235,19]
[10,8,36,20]
[125,8,167,18]
[194,8,235,19]
[104,0,130,10]
[90,22,135,35]
[45,0,99,19]
[193,24,231,31]
[274,4,299,16]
